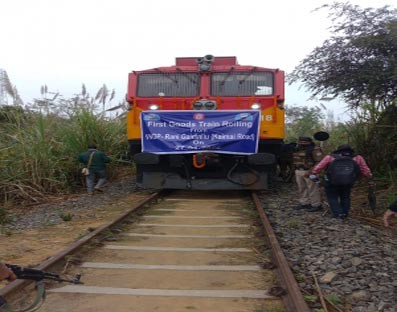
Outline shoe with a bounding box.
[338,213,347,219]
[307,205,322,212]
[293,204,311,210]
[94,187,104,192]
[88,192,94,196]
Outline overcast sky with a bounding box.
[0,0,394,118]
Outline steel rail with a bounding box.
[0,191,161,300]
[251,192,310,312]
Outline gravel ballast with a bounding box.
[259,183,397,311]
[4,176,144,230]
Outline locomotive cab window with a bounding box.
[211,71,274,96]
[137,73,200,97]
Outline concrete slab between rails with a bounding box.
[137,223,250,228]
[81,262,261,271]
[49,286,275,299]
[144,215,242,219]
[155,205,243,212]
[154,209,200,212]
[156,204,244,209]
[150,210,246,216]
[155,202,246,207]
[125,233,252,238]
[164,198,244,203]
[104,245,251,252]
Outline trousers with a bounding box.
[295,169,322,207]
[85,169,107,192]
[323,181,353,217]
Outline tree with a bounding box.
[288,3,397,110]
[285,105,324,142]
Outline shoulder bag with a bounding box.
[82,151,95,176]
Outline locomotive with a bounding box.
[126,55,285,190]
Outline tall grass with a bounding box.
[0,106,130,206]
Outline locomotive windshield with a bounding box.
[137,72,200,97]
[211,71,274,96]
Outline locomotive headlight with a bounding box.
[204,101,216,110]
[193,100,216,110]
[251,103,261,110]
[193,101,204,110]
[149,104,159,110]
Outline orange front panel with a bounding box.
[259,106,285,139]
[127,109,142,140]
[128,106,285,141]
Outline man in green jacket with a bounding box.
[78,144,111,195]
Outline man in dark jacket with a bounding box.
[78,144,111,195]
[292,136,324,211]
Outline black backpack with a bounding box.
[327,154,360,186]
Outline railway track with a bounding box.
[1,191,309,312]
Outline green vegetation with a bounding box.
[295,274,306,283]
[289,3,397,107]
[285,218,299,229]
[326,293,342,305]
[0,85,131,208]
[286,2,397,195]
[0,208,10,224]
[59,212,73,222]
[303,294,318,303]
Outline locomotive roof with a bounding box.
[132,56,279,73]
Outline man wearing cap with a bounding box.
[78,144,111,195]
[292,136,324,212]
[311,144,372,219]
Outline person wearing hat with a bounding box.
[78,144,111,195]
[310,144,372,219]
[292,136,324,212]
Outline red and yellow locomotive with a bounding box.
[126,55,285,190]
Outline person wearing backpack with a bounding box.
[292,136,324,212]
[78,144,111,195]
[310,144,372,219]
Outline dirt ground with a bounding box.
[0,177,150,267]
